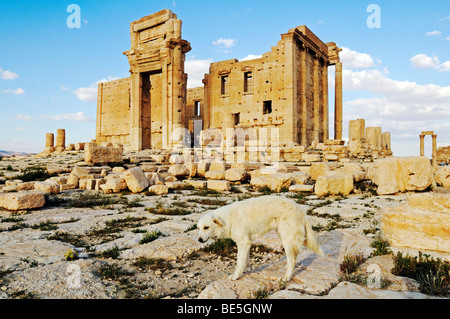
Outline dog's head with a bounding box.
[197,213,225,243]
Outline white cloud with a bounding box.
[212,38,236,49]
[14,127,25,131]
[0,68,19,80]
[410,53,450,72]
[447,36,450,41]
[410,53,440,69]
[74,87,97,102]
[2,88,25,95]
[241,54,263,61]
[60,84,70,91]
[39,111,94,123]
[185,58,213,89]
[440,61,450,72]
[74,76,120,102]
[15,114,32,122]
[339,47,375,69]
[425,30,441,36]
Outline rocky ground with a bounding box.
[0,152,448,299]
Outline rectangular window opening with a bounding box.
[233,113,240,126]
[221,75,229,95]
[263,100,272,115]
[244,72,253,93]
[194,101,201,117]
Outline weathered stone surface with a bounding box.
[382,193,450,253]
[123,167,149,193]
[148,185,169,195]
[0,191,45,211]
[289,184,314,192]
[209,160,226,172]
[290,172,311,185]
[310,162,340,180]
[197,159,211,178]
[250,173,293,192]
[205,170,225,180]
[185,162,197,178]
[184,180,207,189]
[207,180,231,191]
[315,172,353,197]
[165,181,187,189]
[225,168,248,182]
[84,143,123,165]
[372,157,432,195]
[34,179,61,194]
[301,153,321,162]
[100,178,128,193]
[146,172,165,186]
[435,166,450,188]
[168,164,190,179]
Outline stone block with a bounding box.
[289,184,314,192]
[168,164,190,179]
[197,159,211,178]
[0,191,45,211]
[314,172,353,197]
[301,153,321,162]
[209,160,226,172]
[382,193,450,253]
[100,178,128,193]
[148,185,169,195]
[207,180,231,191]
[225,168,248,182]
[123,167,149,193]
[34,179,60,194]
[372,157,432,195]
[84,143,123,165]
[205,171,225,180]
[435,166,450,188]
[289,172,311,185]
[184,180,207,189]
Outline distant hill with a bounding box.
[0,150,35,158]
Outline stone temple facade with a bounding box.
[95,9,345,152]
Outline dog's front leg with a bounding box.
[230,240,251,280]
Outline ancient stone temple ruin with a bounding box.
[95,9,347,153]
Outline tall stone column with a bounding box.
[419,134,425,156]
[321,60,329,141]
[334,62,343,140]
[46,133,54,148]
[300,45,308,146]
[313,55,320,143]
[432,134,437,167]
[55,129,65,152]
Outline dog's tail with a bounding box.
[304,220,324,257]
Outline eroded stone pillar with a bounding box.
[419,134,425,156]
[55,129,65,152]
[382,132,391,150]
[321,60,329,141]
[300,45,308,146]
[46,133,54,148]
[432,134,437,167]
[313,55,320,142]
[334,62,343,140]
[349,119,365,141]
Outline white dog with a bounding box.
[197,195,324,281]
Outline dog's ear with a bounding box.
[213,218,224,228]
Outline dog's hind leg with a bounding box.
[278,222,301,281]
[230,239,251,280]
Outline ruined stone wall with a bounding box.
[96,78,131,146]
[201,26,329,148]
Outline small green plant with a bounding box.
[100,245,120,259]
[95,263,133,281]
[139,230,164,244]
[340,252,366,275]
[19,166,50,182]
[251,284,270,299]
[64,249,79,261]
[392,251,450,296]
[201,238,237,257]
[147,203,191,216]
[131,257,173,271]
[370,236,392,256]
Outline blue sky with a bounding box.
[0,0,449,157]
